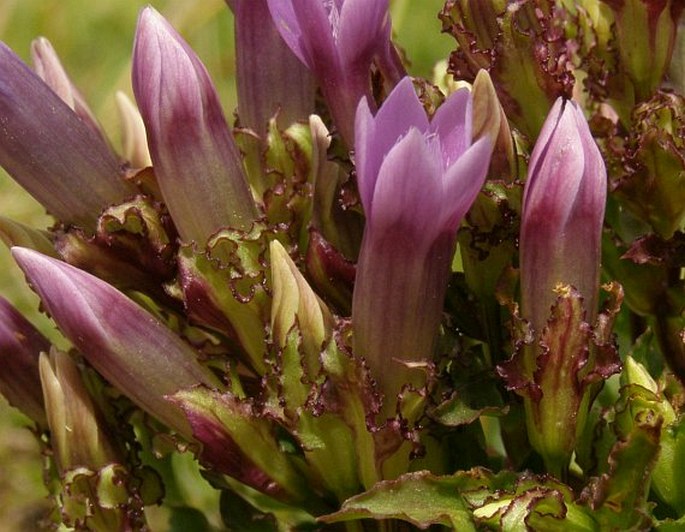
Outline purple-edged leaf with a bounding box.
[177,226,271,375]
[304,228,355,314]
[171,387,315,506]
[0,296,49,425]
[12,247,221,437]
[0,43,133,230]
[133,7,258,244]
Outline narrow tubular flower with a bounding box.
[0,43,133,230]
[0,296,50,426]
[520,98,607,333]
[352,77,493,412]
[267,0,400,145]
[229,0,315,137]
[12,247,222,438]
[132,7,258,244]
[513,97,608,475]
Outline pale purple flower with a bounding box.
[133,7,258,244]
[12,247,222,437]
[520,97,607,332]
[267,0,402,145]
[505,98,608,475]
[0,43,134,230]
[352,77,493,411]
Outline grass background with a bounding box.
[0,0,453,527]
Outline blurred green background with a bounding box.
[0,0,452,528]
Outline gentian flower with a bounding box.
[502,97,611,476]
[520,98,606,334]
[352,77,494,414]
[133,7,258,244]
[267,0,402,145]
[12,247,222,438]
[0,43,134,230]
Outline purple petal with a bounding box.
[266,0,309,67]
[440,136,493,229]
[524,97,565,204]
[289,0,339,76]
[354,96,377,211]
[337,0,390,68]
[0,43,133,230]
[522,102,585,232]
[368,129,443,237]
[133,7,257,244]
[355,77,428,213]
[429,87,472,168]
[12,247,221,437]
[267,0,338,74]
[0,296,49,425]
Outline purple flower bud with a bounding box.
[229,0,315,137]
[12,247,222,437]
[0,296,49,426]
[133,7,258,244]
[352,77,493,412]
[267,0,401,145]
[507,98,610,475]
[0,43,134,230]
[520,98,607,332]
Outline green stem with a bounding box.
[652,310,685,386]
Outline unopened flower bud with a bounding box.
[133,7,258,244]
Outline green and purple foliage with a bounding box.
[1,0,685,530]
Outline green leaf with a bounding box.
[319,471,477,530]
